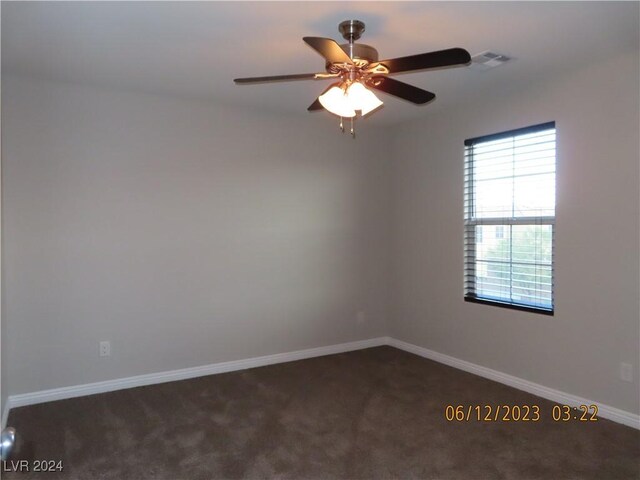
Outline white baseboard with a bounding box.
[387,337,640,430]
[1,401,9,430]
[4,336,638,430]
[5,337,387,416]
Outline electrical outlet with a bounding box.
[99,341,111,357]
[620,363,633,382]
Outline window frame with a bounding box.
[464,121,556,316]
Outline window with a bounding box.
[464,122,556,314]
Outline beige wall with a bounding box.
[1,66,5,421]
[390,51,640,414]
[3,49,639,417]
[2,76,391,395]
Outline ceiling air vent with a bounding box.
[470,51,512,71]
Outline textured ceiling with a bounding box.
[3,2,639,125]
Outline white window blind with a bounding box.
[464,122,556,314]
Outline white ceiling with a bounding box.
[3,2,639,125]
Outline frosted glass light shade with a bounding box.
[318,86,356,118]
[347,82,383,115]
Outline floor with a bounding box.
[5,346,640,479]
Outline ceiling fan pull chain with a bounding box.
[350,116,355,139]
[339,117,345,133]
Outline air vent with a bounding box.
[470,51,512,71]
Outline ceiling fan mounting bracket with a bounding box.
[338,20,366,42]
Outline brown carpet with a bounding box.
[5,346,639,479]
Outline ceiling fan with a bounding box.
[234,20,471,137]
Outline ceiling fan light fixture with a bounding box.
[318,85,356,118]
[347,82,383,116]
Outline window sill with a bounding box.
[464,296,554,316]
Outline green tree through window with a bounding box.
[483,226,552,307]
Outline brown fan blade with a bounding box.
[307,83,340,111]
[234,73,323,84]
[303,37,353,65]
[308,98,323,111]
[367,77,435,104]
[370,48,471,75]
